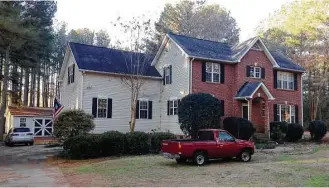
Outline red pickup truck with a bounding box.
[162,129,255,165]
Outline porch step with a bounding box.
[253,133,270,141]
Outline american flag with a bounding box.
[53,98,64,118]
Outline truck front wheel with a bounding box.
[239,150,251,162]
[193,152,207,165]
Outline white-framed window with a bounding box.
[68,65,74,84]
[19,118,26,127]
[97,98,108,118]
[139,100,148,119]
[206,62,220,83]
[168,99,179,115]
[276,104,295,123]
[250,66,261,78]
[277,71,294,90]
[164,65,172,85]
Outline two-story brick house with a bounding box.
[59,32,305,135]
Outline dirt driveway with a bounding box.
[0,144,69,187]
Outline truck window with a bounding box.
[218,131,235,142]
[198,131,214,141]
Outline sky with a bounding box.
[55,0,291,42]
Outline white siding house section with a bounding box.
[154,39,189,134]
[82,73,161,133]
[59,50,82,111]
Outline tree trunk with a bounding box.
[23,68,29,106]
[29,68,35,107]
[129,89,138,132]
[0,53,3,103]
[0,46,10,140]
[36,71,40,107]
[18,67,23,103]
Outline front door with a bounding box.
[242,103,249,120]
[34,118,53,136]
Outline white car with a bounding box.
[5,128,34,146]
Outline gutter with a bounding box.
[80,69,163,80]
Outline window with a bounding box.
[164,66,172,85]
[277,72,294,90]
[249,66,261,78]
[97,99,108,118]
[168,100,179,115]
[218,131,235,142]
[206,62,220,83]
[68,65,74,84]
[139,100,148,119]
[276,104,295,123]
[19,118,26,127]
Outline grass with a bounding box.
[306,175,329,187]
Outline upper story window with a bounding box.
[276,104,296,123]
[168,99,179,115]
[277,71,294,90]
[68,64,75,84]
[247,66,264,79]
[163,65,172,85]
[206,62,220,83]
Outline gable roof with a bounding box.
[270,51,305,71]
[235,81,274,100]
[153,32,304,72]
[7,106,53,116]
[68,42,161,78]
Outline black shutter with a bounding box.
[220,100,225,116]
[169,65,172,84]
[202,62,206,82]
[246,66,251,77]
[163,68,165,85]
[294,73,298,90]
[67,67,69,84]
[261,67,265,79]
[72,64,75,83]
[273,104,278,121]
[148,101,152,119]
[220,64,224,83]
[92,98,97,118]
[107,98,112,118]
[167,100,170,115]
[295,105,299,123]
[273,70,278,88]
[136,100,140,119]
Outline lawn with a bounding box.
[49,144,329,187]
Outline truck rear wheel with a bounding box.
[193,152,207,166]
[239,150,251,162]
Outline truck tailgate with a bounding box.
[162,140,180,153]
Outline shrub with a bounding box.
[286,123,304,142]
[99,131,125,156]
[124,131,150,155]
[178,93,222,138]
[223,117,256,140]
[150,132,176,153]
[54,110,95,141]
[270,121,288,143]
[309,120,327,142]
[63,134,101,159]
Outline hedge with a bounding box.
[63,131,174,159]
[270,121,288,143]
[309,120,327,142]
[286,123,304,142]
[223,117,256,140]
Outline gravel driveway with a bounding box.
[0,144,69,186]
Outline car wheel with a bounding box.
[193,152,207,166]
[176,158,187,164]
[240,150,251,162]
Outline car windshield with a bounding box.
[13,128,31,133]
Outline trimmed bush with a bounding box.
[124,131,150,155]
[309,120,327,142]
[286,123,304,142]
[270,121,288,143]
[150,132,176,153]
[99,131,125,156]
[178,93,222,138]
[63,134,101,159]
[223,117,256,140]
[54,110,95,141]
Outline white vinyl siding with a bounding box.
[206,62,220,83]
[155,39,189,134]
[82,73,160,133]
[276,104,295,123]
[277,71,294,90]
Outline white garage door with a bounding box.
[34,118,53,136]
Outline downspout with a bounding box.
[189,57,195,93]
[80,71,84,110]
[301,74,303,127]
